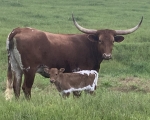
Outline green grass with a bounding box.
[1,87,150,120]
[0,0,150,119]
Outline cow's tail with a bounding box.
[5,28,22,101]
[5,63,14,101]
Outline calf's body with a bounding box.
[44,68,98,97]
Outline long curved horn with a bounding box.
[115,16,143,35]
[72,14,97,34]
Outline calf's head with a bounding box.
[44,68,65,83]
[72,14,143,60]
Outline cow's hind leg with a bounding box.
[22,71,35,99]
[5,63,22,100]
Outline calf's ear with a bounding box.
[59,68,65,73]
[44,68,49,74]
[114,36,124,42]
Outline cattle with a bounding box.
[5,15,143,100]
[44,67,98,97]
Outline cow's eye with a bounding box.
[55,74,58,76]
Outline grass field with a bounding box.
[0,0,150,120]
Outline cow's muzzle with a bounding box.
[102,53,112,60]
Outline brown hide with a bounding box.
[56,73,95,90]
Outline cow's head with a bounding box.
[72,14,143,60]
[44,68,65,83]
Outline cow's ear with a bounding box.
[87,34,99,42]
[59,68,65,73]
[114,36,124,42]
[44,68,49,74]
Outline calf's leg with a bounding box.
[62,92,70,98]
[73,91,82,98]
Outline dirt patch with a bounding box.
[110,77,150,93]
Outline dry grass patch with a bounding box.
[110,77,150,93]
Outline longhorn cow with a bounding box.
[5,15,143,100]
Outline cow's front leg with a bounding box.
[22,71,35,100]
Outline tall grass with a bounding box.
[1,88,150,120]
[0,0,150,119]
